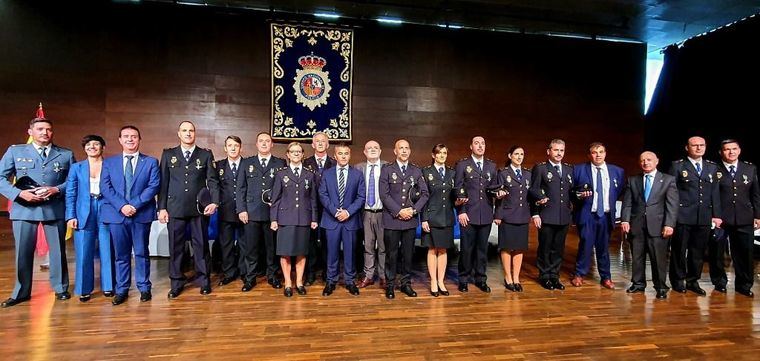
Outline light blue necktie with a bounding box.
[125,155,134,200]
[595,167,604,217]
[367,164,376,207]
[644,174,652,202]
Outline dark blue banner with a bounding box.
[271,23,354,141]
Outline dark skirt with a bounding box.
[422,226,454,249]
[498,223,529,251]
[276,225,310,256]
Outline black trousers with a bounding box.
[217,220,242,280]
[384,228,415,286]
[536,224,569,281]
[629,225,670,291]
[168,216,210,290]
[669,224,710,286]
[710,224,755,292]
[306,227,327,279]
[457,223,491,284]
[240,220,278,283]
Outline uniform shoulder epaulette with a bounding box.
[563,162,572,167]
[410,162,419,168]
[302,166,314,173]
[163,147,173,151]
[675,159,684,163]
[705,159,716,164]
[741,160,753,165]
[485,158,494,163]
[275,166,289,173]
[459,157,469,162]
[537,161,546,166]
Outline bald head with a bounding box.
[363,140,381,162]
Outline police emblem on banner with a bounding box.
[271,23,354,141]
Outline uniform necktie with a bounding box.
[438,167,444,178]
[294,167,300,178]
[261,158,267,168]
[554,164,561,177]
[367,164,376,207]
[231,162,237,177]
[644,174,652,202]
[515,168,522,181]
[729,165,736,178]
[125,155,134,200]
[695,162,702,176]
[401,164,406,174]
[338,167,346,208]
[318,158,324,170]
[477,161,482,172]
[39,147,47,160]
[184,150,191,163]
[595,166,604,217]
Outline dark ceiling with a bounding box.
[144,0,760,56]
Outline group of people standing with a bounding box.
[1,113,758,308]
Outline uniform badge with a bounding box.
[466,165,473,174]
[567,174,572,183]
[460,188,466,194]
[219,169,224,177]
[613,179,618,188]
[547,172,553,181]
[171,156,178,164]
[428,173,434,181]
[270,168,275,178]
[249,165,254,173]
[196,159,202,170]
[716,172,723,179]
[486,172,491,182]
[392,172,398,181]
[708,174,713,183]
[526,180,530,188]
[506,175,512,184]
[450,179,455,187]
[16,158,21,162]
[305,179,310,189]
[743,174,749,184]
[681,170,688,178]
[283,175,290,183]
[53,162,61,173]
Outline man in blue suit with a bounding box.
[1,116,75,307]
[570,142,625,289]
[100,125,160,305]
[318,144,365,296]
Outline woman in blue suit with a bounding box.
[65,135,114,302]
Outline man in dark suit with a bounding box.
[237,132,287,290]
[667,136,722,296]
[0,115,75,307]
[570,142,625,289]
[621,151,678,299]
[454,136,501,293]
[318,144,366,296]
[100,125,160,305]
[214,135,244,287]
[158,120,220,298]
[529,139,575,291]
[710,139,759,297]
[303,131,335,285]
[355,140,388,289]
[379,139,429,299]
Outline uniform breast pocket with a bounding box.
[15,160,35,172]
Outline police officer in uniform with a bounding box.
[667,136,721,296]
[530,139,574,291]
[1,113,75,307]
[455,136,501,293]
[237,132,287,290]
[710,139,758,297]
[379,139,429,299]
[214,135,244,287]
[158,120,220,298]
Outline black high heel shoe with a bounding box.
[430,289,439,297]
[437,283,450,296]
[504,280,515,292]
[514,283,523,292]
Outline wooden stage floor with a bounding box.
[1,217,759,360]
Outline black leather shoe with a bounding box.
[79,294,91,303]
[346,284,360,296]
[200,285,212,295]
[284,287,293,297]
[439,289,450,296]
[322,283,335,296]
[430,290,439,297]
[475,282,491,293]
[656,290,668,299]
[458,283,468,292]
[269,278,283,289]
[103,291,114,298]
[504,280,515,292]
[514,283,523,292]
[400,285,417,297]
[218,276,236,286]
[1,297,30,308]
[626,285,645,293]
[296,286,307,295]
[112,294,128,305]
[385,286,395,299]
[540,279,555,290]
[140,291,152,302]
[551,279,565,290]
[713,284,727,293]
[737,289,754,298]
[241,280,256,292]
[672,282,687,293]
[167,288,183,299]
[55,292,71,300]
[686,283,706,296]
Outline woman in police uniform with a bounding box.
[270,142,318,297]
[421,144,456,297]
[494,145,531,292]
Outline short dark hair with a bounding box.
[431,143,447,155]
[119,125,141,139]
[256,132,272,140]
[81,134,106,148]
[178,120,195,130]
[720,138,739,147]
[225,135,242,145]
[334,142,350,150]
[588,142,605,153]
[29,117,52,128]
